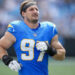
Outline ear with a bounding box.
[22,11,26,17]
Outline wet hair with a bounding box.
[20,1,36,16]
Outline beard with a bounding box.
[27,18,38,24]
[31,19,38,24]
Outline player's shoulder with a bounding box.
[40,21,56,28]
[8,20,24,30]
[9,20,23,26]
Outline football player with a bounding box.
[0,1,66,75]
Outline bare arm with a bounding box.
[51,35,66,60]
[0,32,16,59]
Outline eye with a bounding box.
[36,8,38,11]
[30,8,34,11]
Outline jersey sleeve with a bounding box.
[7,24,16,38]
[52,24,58,38]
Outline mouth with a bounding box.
[32,14,38,17]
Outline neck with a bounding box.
[24,19,39,29]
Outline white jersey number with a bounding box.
[21,39,35,60]
[20,39,45,61]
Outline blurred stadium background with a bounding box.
[0,0,75,75]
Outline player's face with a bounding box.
[23,5,39,23]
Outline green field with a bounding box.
[0,57,75,75]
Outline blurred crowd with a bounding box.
[0,0,75,38]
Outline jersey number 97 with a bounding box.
[20,39,45,62]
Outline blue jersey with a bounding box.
[7,20,57,75]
